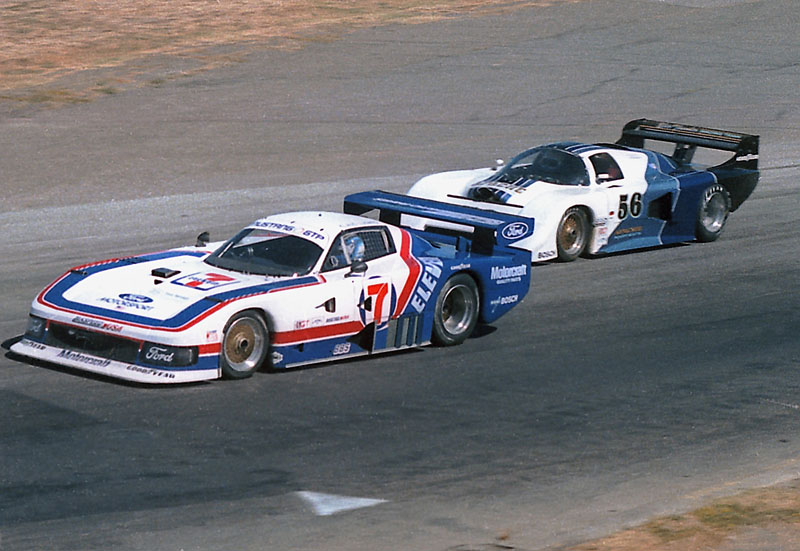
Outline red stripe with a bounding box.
[393,229,422,317]
[38,277,326,334]
[199,343,221,355]
[272,321,364,346]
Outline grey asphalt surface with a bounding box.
[1,1,799,550]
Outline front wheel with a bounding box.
[220,311,269,379]
[695,184,731,242]
[556,207,589,262]
[431,274,479,347]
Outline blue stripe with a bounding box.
[44,251,319,329]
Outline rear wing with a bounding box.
[343,190,534,255]
[617,118,759,171]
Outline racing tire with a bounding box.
[431,273,479,347]
[556,207,589,262]
[220,310,269,379]
[695,184,731,243]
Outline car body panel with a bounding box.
[407,119,759,262]
[11,194,532,384]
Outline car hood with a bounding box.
[467,177,586,207]
[40,249,308,328]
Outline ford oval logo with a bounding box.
[501,222,529,240]
[119,293,153,304]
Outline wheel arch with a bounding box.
[220,307,274,376]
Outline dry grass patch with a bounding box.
[563,481,800,551]
[1,0,574,104]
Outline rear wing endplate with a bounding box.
[343,190,534,255]
[617,118,759,170]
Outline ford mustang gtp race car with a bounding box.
[11,191,533,384]
[407,119,759,262]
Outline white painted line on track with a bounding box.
[295,491,388,516]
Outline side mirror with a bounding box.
[347,261,368,277]
[196,231,210,247]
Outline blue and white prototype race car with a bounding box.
[408,119,759,262]
[11,191,533,384]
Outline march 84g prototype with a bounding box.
[11,191,533,384]
[407,119,759,262]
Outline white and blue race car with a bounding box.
[11,192,532,384]
[407,119,759,262]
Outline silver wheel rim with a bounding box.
[223,317,266,373]
[441,284,476,336]
[559,211,586,255]
[701,192,727,233]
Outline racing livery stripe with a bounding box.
[393,229,422,317]
[272,321,365,346]
[38,271,324,332]
[198,343,221,355]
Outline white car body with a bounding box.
[408,146,652,262]
[11,193,533,384]
[407,120,760,263]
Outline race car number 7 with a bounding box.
[618,193,643,219]
[367,282,390,325]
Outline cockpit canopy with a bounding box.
[491,146,590,187]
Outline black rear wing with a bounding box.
[343,190,534,255]
[617,118,759,171]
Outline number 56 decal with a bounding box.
[618,193,643,219]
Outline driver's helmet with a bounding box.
[344,234,365,262]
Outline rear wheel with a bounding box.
[220,311,269,379]
[695,184,731,242]
[556,207,589,262]
[432,274,479,346]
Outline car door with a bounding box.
[589,151,649,242]
[321,227,398,350]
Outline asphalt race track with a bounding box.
[1,1,799,550]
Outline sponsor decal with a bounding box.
[325,315,350,323]
[450,263,471,271]
[206,330,220,343]
[252,220,327,241]
[271,351,284,365]
[489,294,519,308]
[57,349,112,368]
[72,316,124,333]
[614,225,643,237]
[20,339,46,351]
[295,317,325,330]
[98,294,155,311]
[173,272,237,291]
[501,222,530,241]
[537,250,556,260]
[410,257,444,313]
[490,264,527,284]
[144,345,175,364]
[119,293,153,303]
[125,365,177,379]
[332,342,352,356]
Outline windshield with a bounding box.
[492,147,589,187]
[204,228,323,276]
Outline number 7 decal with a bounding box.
[366,282,390,325]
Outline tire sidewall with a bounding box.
[557,207,589,262]
[431,273,479,347]
[220,310,269,379]
[695,184,731,243]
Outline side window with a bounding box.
[589,152,623,183]
[358,228,395,261]
[322,228,395,272]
